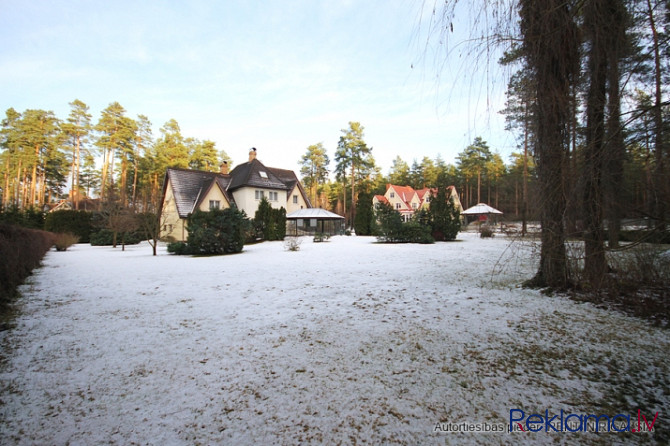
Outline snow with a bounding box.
[1,234,669,445]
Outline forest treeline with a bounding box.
[0,100,535,223]
[0,101,230,213]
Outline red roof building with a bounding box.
[373,184,462,221]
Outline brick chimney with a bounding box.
[220,160,229,175]
[248,147,257,162]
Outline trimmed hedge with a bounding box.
[90,229,143,246]
[44,210,93,243]
[0,206,45,229]
[0,224,55,303]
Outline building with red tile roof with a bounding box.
[373,184,462,222]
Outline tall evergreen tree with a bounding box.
[519,0,580,288]
[95,102,134,202]
[19,109,62,208]
[456,137,492,206]
[388,156,411,186]
[300,143,330,206]
[188,139,219,172]
[62,99,91,210]
[335,121,374,227]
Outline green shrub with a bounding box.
[375,202,434,244]
[399,221,435,244]
[44,210,93,243]
[167,241,192,255]
[313,232,331,242]
[0,224,55,303]
[375,202,403,242]
[185,208,251,255]
[53,233,79,251]
[254,198,286,241]
[90,229,143,246]
[429,187,461,241]
[0,206,45,229]
[354,190,375,236]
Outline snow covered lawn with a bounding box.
[1,234,668,445]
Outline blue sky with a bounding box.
[0,0,515,174]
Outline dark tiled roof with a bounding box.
[267,166,312,206]
[228,159,288,191]
[166,168,234,218]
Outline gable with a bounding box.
[164,168,234,218]
[196,180,231,211]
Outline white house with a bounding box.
[160,148,311,241]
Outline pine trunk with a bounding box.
[521,0,578,288]
[647,0,666,229]
[583,0,609,287]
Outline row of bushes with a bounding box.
[0,224,55,303]
[3,208,147,247]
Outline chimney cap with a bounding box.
[248,147,258,162]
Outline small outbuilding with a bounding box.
[286,208,345,236]
[461,203,504,225]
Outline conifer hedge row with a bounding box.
[0,224,55,303]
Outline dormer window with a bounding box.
[259,171,268,179]
[390,192,395,198]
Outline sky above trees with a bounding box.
[0,0,512,174]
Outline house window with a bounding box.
[209,200,220,210]
[390,192,395,198]
[412,203,418,210]
[268,191,278,201]
[293,195,298,204]
[255,190,265,200]
[425,196,430,203]
[395,203,401,210]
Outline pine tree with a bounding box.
[62,99,91,210]
[300,143,329,205]
[335,122,375,228]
